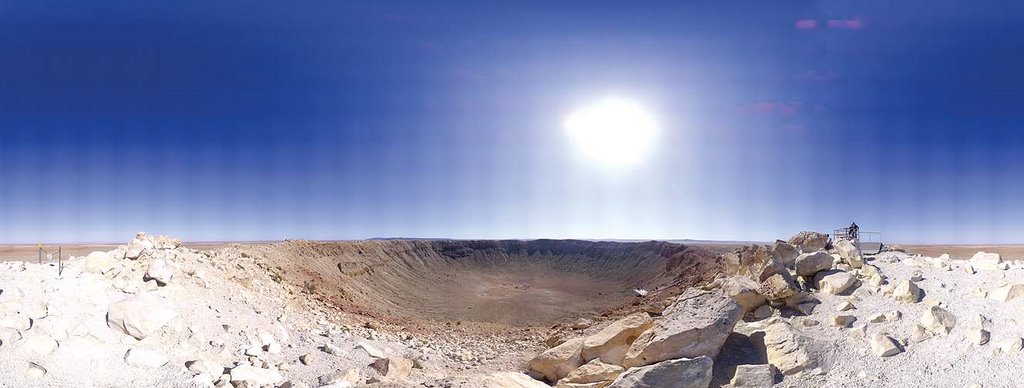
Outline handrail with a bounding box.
[833,230,881,243]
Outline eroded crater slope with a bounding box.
[242,239,722,325]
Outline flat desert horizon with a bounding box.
[3,238,1022,262]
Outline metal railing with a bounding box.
[38,244,64,276]
[833,229,881,243]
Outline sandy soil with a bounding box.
[897,244,1024,260]
[722,250,1024,387]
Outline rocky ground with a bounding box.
[2,231,1023,387]
[520,232,1024,388]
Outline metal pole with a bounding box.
[58,247,62,276]
[38,246,41,265]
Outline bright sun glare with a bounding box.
[564,97,659,168]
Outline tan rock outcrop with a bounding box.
[106,294,178,340]
[530,337,585,382]
[608,356,712,388]
[763,320,816,375]
[622,289,742,368]
[581,313,653,365]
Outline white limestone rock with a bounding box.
[970,252,1002,271]
[815,271,859,295]
[988,284,1024,302]
[887,280,922,303]
[106,294,178,340]
[833,239,864,268]
[622,289,743,367]
[85,251,117,274]
[581,312,653,365]
[125,348,169,367]
[145,258,175,286]
[529,337,585,382]
[26,362,47,379]
[966,329,990,346]
[794,251,834,276]
[870,333,901,357]
[920,306,956,335]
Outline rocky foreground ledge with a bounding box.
[0,232,553,387]
[524,231,1024,387]
[2,231,1024,387]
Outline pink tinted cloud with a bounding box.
[795,19,818,30]
[827,19,864,30]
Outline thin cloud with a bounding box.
[795,19,818,30]
[827,19,864,30]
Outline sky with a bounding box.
[2,0,1024,244]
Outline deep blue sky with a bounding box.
[2,1,1024,244]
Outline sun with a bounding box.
[564,97,660,168]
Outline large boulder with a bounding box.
[730,364,774,387]
[747,257,799,302]
[869,333,901,357]
[85,251,117,274]
[762,320,816,375]
[814,271,858,295]
[608,356,712,388]
[886,280,922,303]
[622,289,743,368]
[718,277,765,313]
[770,241,799,268]
[530,337,585,382]
[106,294,178,340]
[759,273,799,302]
[969,252,1002,271]
[920,306,956,335]
[787,231,829,252]
[723,245,772,277]
[833,239,864,268]
[145,258,175,286]
[0,314,31,331]
[560,359,625,386]
[794,252,834,276]
[989,284,1024,302]
[582,313,654,365]
[858,264,886,286]
[125,232,155,260]
[154,235,182,250]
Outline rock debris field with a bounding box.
[2,231,1024,387]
